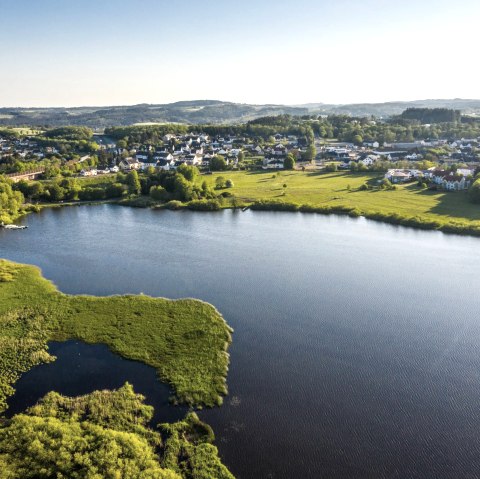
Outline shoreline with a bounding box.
[8,196,480,238]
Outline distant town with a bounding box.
[2,109,479,193]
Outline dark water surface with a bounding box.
[2,205,480,478]
[7,341,187,425]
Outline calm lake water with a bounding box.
[2,205,480,478]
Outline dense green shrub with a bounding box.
[186,199,221,211]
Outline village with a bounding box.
[1,129,479,191]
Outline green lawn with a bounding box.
[204,170,480,231]
[0,260,232,411]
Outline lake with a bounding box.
[2,204,480,478]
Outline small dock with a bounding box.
[1,224,28,230]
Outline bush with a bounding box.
[468,179,480,204]
[105,182,126,198]
[284,154,295,170]
[210,155,227,171]
[78,187,106,201]
[150,185,168,201]
[225,179,234,188]
[380,178,392,189]
[250,200,299,212]
[215,177,226,189]
[164,200,185,210]
[186,199,221,211]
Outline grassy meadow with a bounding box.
[203,170,480,234]
[0,259,232,412]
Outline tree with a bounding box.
[284,154,296,170]
[177,164,199,182]
[210,155,227,171]
[127,170,141,195]
[105,182,126,198]
[173,174,193,201]
[237,151,245,163]
[26,182,44,201]
[150,185,167,201]
[60,178,81,201]
[353,134,363,145]
[303,145,316,163]
[468,179,480,203]
[46,182,65,202]
[215,177,226,189]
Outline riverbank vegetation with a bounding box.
[0,259,232,411]
[5,166,480,235]
[0,383,234,479]
[202,170,480,235]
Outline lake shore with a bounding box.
[8,170,480,237]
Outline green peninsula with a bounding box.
[0,259,232,411]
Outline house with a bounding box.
[119,158,140,170]
[359,155,378,166]
[136,151,150,162]
[139,161,158,171]
[430,170,471,190]
[456,168,474,178]
[80,169,97,177]
[262,158,284,169]
[154,151,174,162]
[158,158,174,170]
[172,160,187,169]
[273,144,287,157]
[185,154,202,166]
[385,169,412,183]
[443,176,467,191]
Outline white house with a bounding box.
[119,158,140,170]
[385,169,411,183]
[262,158,284,169]
[359,155,378,166]
[80,169,97,177]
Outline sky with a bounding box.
[0,0,479,107]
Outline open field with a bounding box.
[203,170,480,232]
[0,260,232,412]
[10,127,43,135]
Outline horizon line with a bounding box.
[0,98,479,110]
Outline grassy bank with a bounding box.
[10,169,480,236]
[0,259,232,411]
[202,171,480,236]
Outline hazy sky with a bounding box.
[0,0,479,107]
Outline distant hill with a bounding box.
[0,99,479,128]
[306,99,480,118]
[0,101,309,129]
